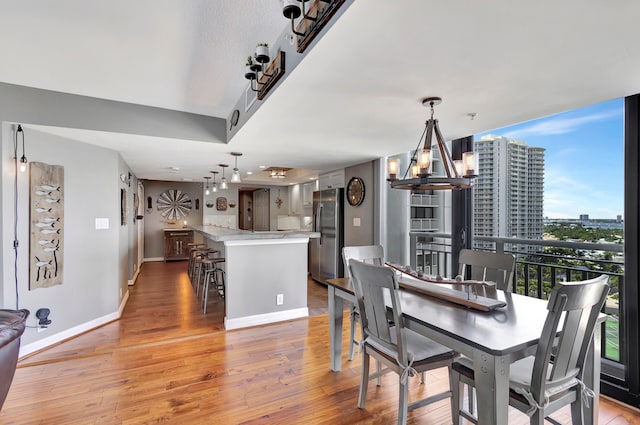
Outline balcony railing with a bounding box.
[408,232,624,371]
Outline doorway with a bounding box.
[238,188,270,231]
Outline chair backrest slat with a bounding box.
[458,249,516,291]
[342,245,384,279]
[348,259,409,366]
[529,274,609,403]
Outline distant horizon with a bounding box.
[475,98,624,219]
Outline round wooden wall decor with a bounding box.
[346,177,365,207]
[157,189,192,220]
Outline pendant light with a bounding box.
[16,125,27,172]
[210,171,219,192]
[219,164,229,189]
[230,152,242,183]
[203,176,211,195]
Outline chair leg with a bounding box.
[376,359,383,386]
[358,351,370,409]
[348,309,357,361]
[529,410,545,425]
[570,394,584,425]
[216,268,225,298]
[398,377,409,425]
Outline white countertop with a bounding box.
[189,225,320,241]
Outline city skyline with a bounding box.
[476,98,624,220]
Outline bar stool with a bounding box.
[191,249,218,287]
[187,243,206,279]
[201,257,225,314]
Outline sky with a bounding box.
[475,98,624,220]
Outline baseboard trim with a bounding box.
[143,257,164,262]
[128,267,141,286]
[224,307,309,330]
[19,292,130,358]
[20,311,120,357]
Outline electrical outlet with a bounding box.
[35,317,48,333]
[276,293,284,305]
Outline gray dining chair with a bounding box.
[348,259,456,425]
[458,249,516,292]
[450,274,609,425]
[342,245,385,361]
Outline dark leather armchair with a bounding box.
[0,309,29,411]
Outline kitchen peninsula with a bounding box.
[190,225,320,330]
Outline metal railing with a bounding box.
[409,232,624,366]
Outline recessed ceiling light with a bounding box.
[308,177,316,180]
[169,166,180,171]
[246,171,253,175]
[259,165,267,169]
[182,178,193,181]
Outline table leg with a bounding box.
[328,286,344,372]
[473,352,510,425]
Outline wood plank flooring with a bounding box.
[1,261,638,424]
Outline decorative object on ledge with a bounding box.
[387,96,478,191]
[230,152,242,183]
[283,0,346,53]
[157,189,192,220]
[244,42,286,102]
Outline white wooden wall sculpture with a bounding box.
[29,162,64,289]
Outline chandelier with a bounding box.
[387,97,477,191]
[270,169,287,179]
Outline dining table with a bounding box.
[325,273,604,425]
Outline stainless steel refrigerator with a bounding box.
[310,188,344,283]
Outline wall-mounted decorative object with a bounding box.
[121,189,128,225]
[216,197,228,211]
[29,161,64,290]
[229,109,240,131]
[133,193,140,224]
[283,0,346,53]
[157,189,192,220]
[346,176,365,207]
[147,196,153,211]
[229,202,237,208]
[275,189,283,209]
[195,199,200,210]
[206,201,214,208]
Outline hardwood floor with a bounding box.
[1,261,638,424]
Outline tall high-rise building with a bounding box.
[473,135,545,251]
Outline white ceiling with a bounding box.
[2,0,640,185]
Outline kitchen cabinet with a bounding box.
[163,229,193,261]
